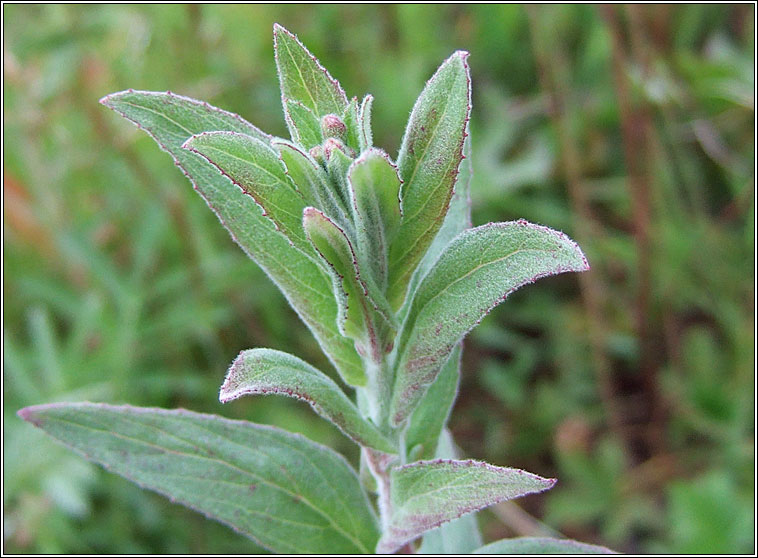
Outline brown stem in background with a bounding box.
[526,7,629,463]
[601,5,665,455]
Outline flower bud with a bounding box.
[321,114,347,142]
[309,145,324,165]
[323,137,348,161]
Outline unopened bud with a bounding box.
[321,114,347,141]
[323,137,348,161]
[309,145,324,165]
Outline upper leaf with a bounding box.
[303,208,394,361]
[182,131,311,256]
[348,148,403,292]
[387,51,472,311]
[473,537,617,554]
[18,403,379,554]
[274,24,348,119]
[273,139,352,230]
[391,220,589,426]
[100,90,364,386]
[283,98,323,149]
[410,132,473,294]
[220,348,395,453]
[377,459,555,553]
[358,94,374,152]
[341,97,362,155]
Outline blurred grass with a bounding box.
[3,4,754,554]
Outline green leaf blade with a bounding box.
[473,537,617,554]
[417,430,483,554]
[220,349,395,453]
[100,90,364,386]
[273,139,352,229]
[18,403,380,554]
[348,148,402,291]
[303,207,369,343]
[387,51,472,311]
[358,94,374,152]
[304,208,394,361]
[274,24,348,119]
[182,131,311,255]
[283,98,323,149]
[378,459,555,553]
[404,345,461,461]
[391,220,589,426]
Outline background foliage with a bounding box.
[3,4,754,554]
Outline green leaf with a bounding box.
[391,220,589,425]
[473,537,617,554]
[358,94,374,152]
[348,148,402,291]
[377,458,555,553]
[283,98,323,149]
[387,51,472,311]
[413,133,473,287]
[182,131,311,256]
[272,139,351,228]
[220,348,395,453]
[342,97,362,155]
[325,139,356,214]
[405,345,461,461]
[18,403,379,554]
[303,208,393,360]
[100,90,364,386]
[417,429,483,554]
[274,24,348,118]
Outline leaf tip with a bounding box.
[17,404,54,427]
[218,351,246,404]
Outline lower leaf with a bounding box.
[377,458,555,553]
[473,537,617,554]
[18,403,379,554]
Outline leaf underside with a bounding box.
[18,403,379,554]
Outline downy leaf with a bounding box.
[342,97,362,155]
[272,139,351,228]
[182,131,310,255]
[303,208,393,360]
[411,133,473,293]
[377,458,555,553]
[358,94,374,152]
[348,148,402,291]
[18,403,379,554]
[220,348,395,453]
[100,90,364,386]
[325,139,355,214]
[404,346,461,461]
[391,220,589,426]
[387,51,472,311]
[417,429,483,554]
[274,24,348,118]
[283,98,323,149]
[473,537,617,554]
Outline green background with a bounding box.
[3,4,754,554]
